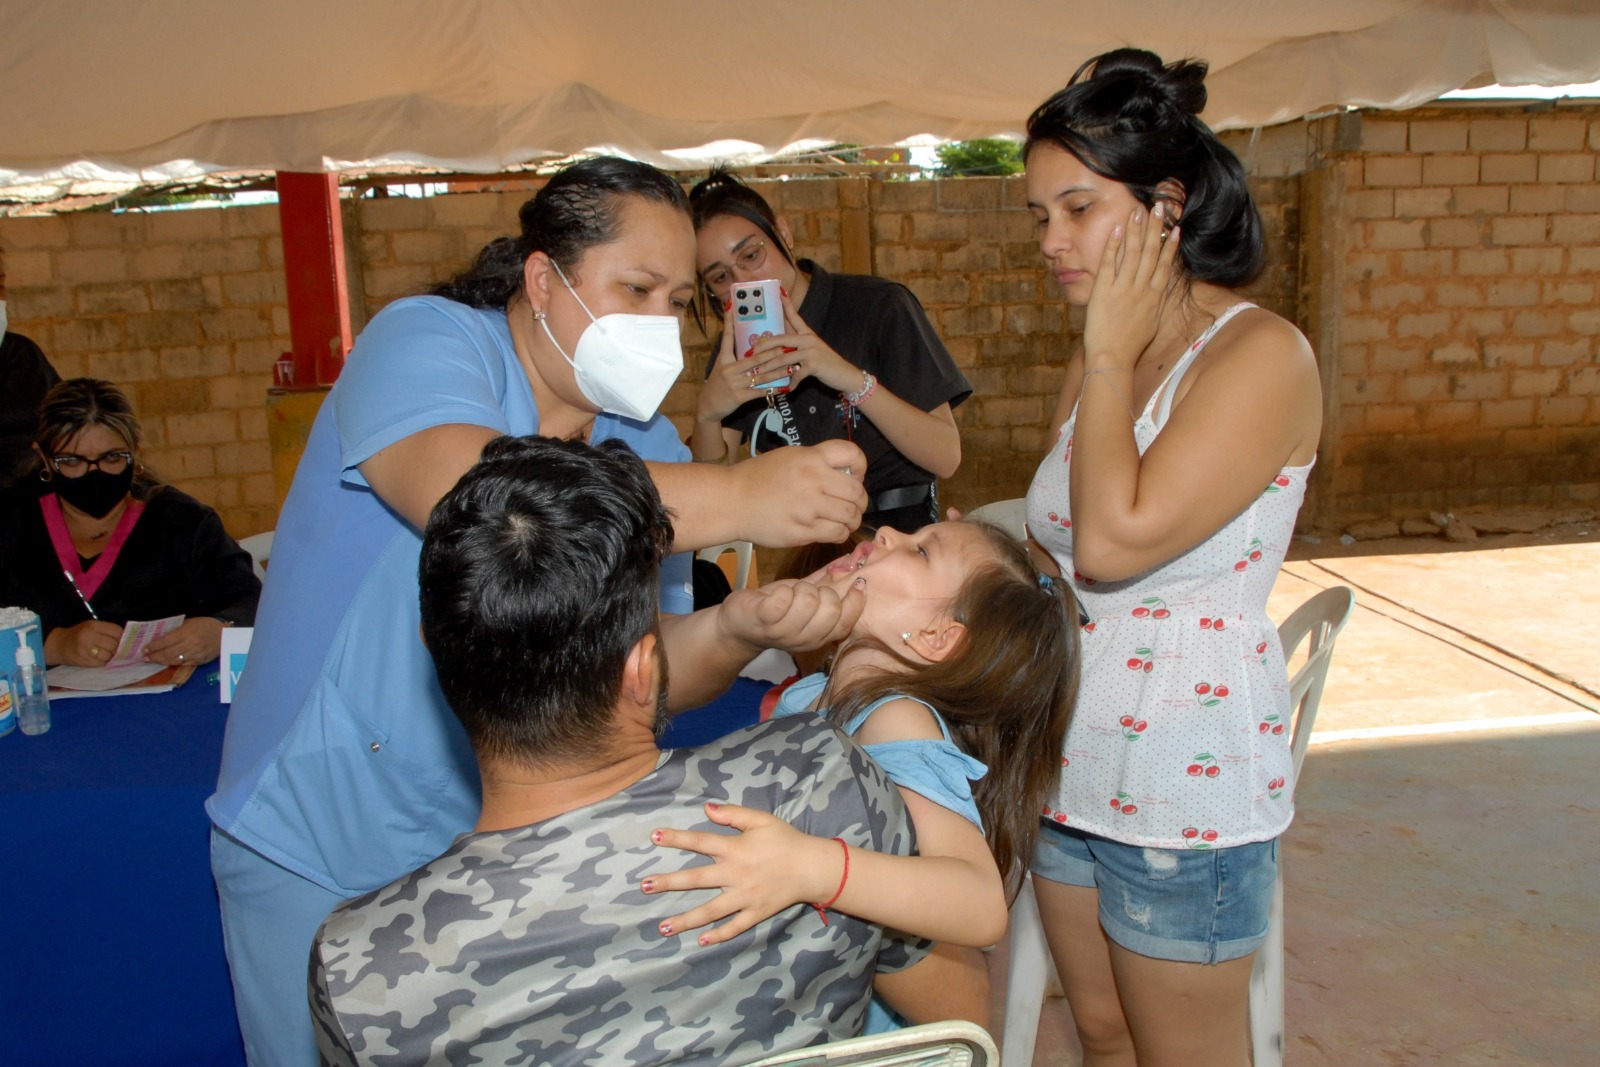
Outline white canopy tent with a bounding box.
[3,0,1599,206]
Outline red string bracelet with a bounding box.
[813,837,850,925]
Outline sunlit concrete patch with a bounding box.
[1267,561,1597,735]
[1310,711,1597,744]
[1305,541,1600,698]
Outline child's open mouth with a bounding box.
[825,540,875,576]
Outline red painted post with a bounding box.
[275,171,352,387]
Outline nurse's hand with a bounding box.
[731,439,867,547]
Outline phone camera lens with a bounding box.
[753,304,763,314]
[734,288,748,299]
[737,304,750,315]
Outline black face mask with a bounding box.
[54,466,135,519]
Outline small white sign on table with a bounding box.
[220,627,255,703]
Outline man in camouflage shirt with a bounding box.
[309,435,930,1066]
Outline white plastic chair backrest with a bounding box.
[697,539,753,591]
[1276,585,1355,780]
[966,498,1027,541]
[238,530,274,582]
[742,1019,997,1066]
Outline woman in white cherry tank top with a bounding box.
[1022,48,1325,1065]
[1027,301,1313,849]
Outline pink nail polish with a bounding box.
[706,801,720,810]
[660,922,673,935]
[853,576,866,590]
[641,879,655,893]
[650,830,664,844]
[698,934,711,947]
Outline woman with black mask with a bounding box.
[0,377,259,667]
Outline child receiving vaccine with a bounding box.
[644,519,1079,1028]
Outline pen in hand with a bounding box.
[64,569,100,620]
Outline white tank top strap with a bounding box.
[1149,301,1258,429]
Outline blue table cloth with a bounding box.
[0,671,246,1067]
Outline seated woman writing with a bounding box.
[0,378,260,667]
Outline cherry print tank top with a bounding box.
[1026,303,1314,849]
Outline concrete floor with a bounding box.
[993,529,1600,1066]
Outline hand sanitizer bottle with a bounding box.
[15,625,50,736]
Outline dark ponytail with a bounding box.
[430,156,690,309]
[1025,47,1264,288]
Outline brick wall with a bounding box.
[2,102,1595,538]
[1307,106,1600,522]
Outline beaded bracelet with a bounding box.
[812,837,851,925]
[842,370,877,407]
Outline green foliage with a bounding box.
[934,138,1024,177]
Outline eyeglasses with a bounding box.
[51,450,134,478]
[702,239,770,295]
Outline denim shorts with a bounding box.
[1031,820,1278,964]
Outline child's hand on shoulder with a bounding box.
[643,801,841,946]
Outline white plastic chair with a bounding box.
[745,1019,998,1066]
[238,530,274,581]
[965,498,1027,542]
[1248,584,1355,1067]
[999,877,1053,1067]
[999,585,1355,1067]
[698,539,753,591]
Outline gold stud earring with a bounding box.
[531,308,547,322]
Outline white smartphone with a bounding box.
[731,279,790,390]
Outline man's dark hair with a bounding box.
[419,435,675,764]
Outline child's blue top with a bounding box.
[773,672,987,829]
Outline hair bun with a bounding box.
[689,164,747,204]
[1160,58,1208,118]
[1073,47,1208,123]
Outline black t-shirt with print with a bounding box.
[714,261,970,528]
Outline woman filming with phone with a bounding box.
[689,167,970,533]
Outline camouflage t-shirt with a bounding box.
[310,715,931,1066]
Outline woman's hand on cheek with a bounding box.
[643,803,836,945]
[1082,207,1180,370]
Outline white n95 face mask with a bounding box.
[539,262,684,422]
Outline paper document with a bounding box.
[105,615,185,668]
[49,661,168,691]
